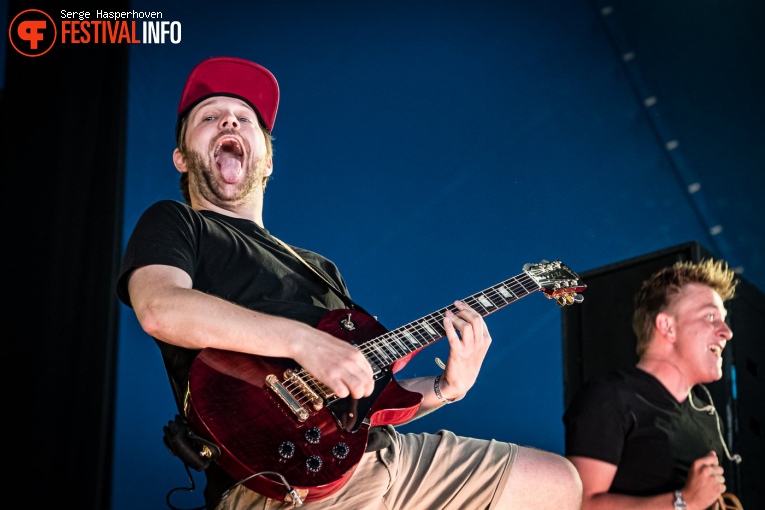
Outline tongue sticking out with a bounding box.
[217,152,242,183]
[215,139,244,183]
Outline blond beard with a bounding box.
[185,148,267,205]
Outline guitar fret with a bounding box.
[366,349,386,367]
[388,333,409,356]
[365,335,396,365]
[485,289,509,307]
[476,294,495,312]
[404,323,428,345]
[463,298,480,312]
[490,286,513,304]
[410,321,437,344]
[371,342,394,364]
[419,320,438,337]
[400,329,420,349]
[498,285,516,300]
[520,278,538,294]
[381,342,399,361]
[483,295,500,309]
[422,317,444,340]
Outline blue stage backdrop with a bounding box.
[113,1,764,508]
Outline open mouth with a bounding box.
[214,137,244,159]
[708,345,722,357]
[214,137,244,182]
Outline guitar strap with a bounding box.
[271,235,370,314]
[272,236,393,453]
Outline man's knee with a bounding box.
[558,455,583,501]
[504,447,582,509]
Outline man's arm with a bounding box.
[127,263,375,399]
[569,456,673,509]
[569,453,726,510]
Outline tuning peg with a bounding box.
[555,294,584,306]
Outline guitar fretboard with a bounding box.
[359,272,540,369]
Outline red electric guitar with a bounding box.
[185,260,586,504]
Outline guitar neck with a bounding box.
[358,272,540,369]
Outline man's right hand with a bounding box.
[682,451,726,510]
[292,328,375,400]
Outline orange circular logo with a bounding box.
[9,9,57,57]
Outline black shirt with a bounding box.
[563,367,725,496]
[116,200,381,504]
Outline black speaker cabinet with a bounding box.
[562,241,764,508]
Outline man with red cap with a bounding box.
[116,56,582,510]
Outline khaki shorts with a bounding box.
[218,425,517,510]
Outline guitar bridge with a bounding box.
[265,374,310,422]
[284,369,325,410]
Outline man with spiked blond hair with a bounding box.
[564,258,740,510]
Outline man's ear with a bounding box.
[173,148,188,174]
[656,312,675,339]
[264,157,274,177]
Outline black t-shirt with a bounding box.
[563,367,725,496]
[116,200,372,504]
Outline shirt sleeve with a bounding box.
[115,200,198,307]
[563,376,629,466]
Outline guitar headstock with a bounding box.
[524,260,587,306]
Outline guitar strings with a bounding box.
[353,272,535,368]
[285,273,541,406]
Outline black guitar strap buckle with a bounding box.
[162,414,221,471]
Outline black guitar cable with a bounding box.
[163,414,304,508]
[164,461,209,510]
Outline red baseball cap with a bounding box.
[176,57,280,134]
